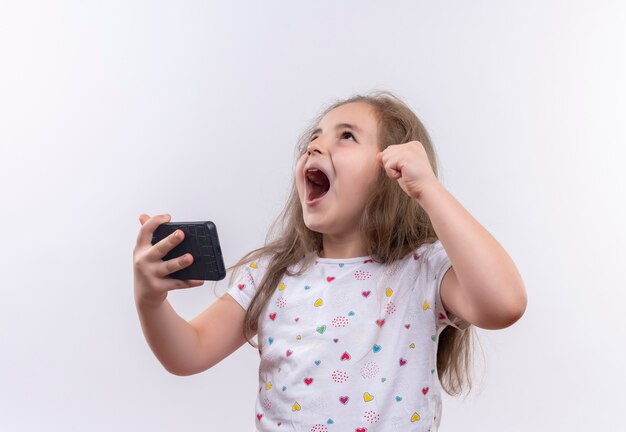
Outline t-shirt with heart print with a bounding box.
[226,239,470,432]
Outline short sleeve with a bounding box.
[427,240,471,331]
[225,256,268,312]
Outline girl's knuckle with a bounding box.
[162,262,174,276]
[153,281,166,292]
[156,264,167,279]
[134,256,146,270]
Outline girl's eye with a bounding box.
[309,131,356,142]
[341,131,356,141]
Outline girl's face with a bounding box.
[296,101,381,239]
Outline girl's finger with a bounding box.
[382,155,400,179]
[135,214,171,250]
[139,214,150,225]
[386,169,400,179]
[160,278,205,291]
[154,252,193,278]
[146,229,185,263]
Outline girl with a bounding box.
[133,90,527,432]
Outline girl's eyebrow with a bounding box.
[311,123,362,136]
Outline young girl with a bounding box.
[133,90,527,432]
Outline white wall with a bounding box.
[1,1,625,431]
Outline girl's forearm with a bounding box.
[135,297,202,376]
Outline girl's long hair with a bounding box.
[216,90,480,396]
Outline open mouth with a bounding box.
[306,169,331,202]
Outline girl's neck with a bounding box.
[319,247,369,260]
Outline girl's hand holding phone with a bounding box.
[133,213,205,308]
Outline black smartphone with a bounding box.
[151,221,226,281]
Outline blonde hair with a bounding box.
[216,90,479,396]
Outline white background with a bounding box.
[1,1,625,431]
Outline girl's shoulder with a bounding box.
[389,239,443,266]
[229,251,275,286]
[413,239,445,260]
[382,239,447,281]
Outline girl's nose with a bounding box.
[307,142,324,155]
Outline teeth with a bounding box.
[306,168,324,186]
[305,167,331,196]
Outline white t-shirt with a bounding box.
[226,240,470,432]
